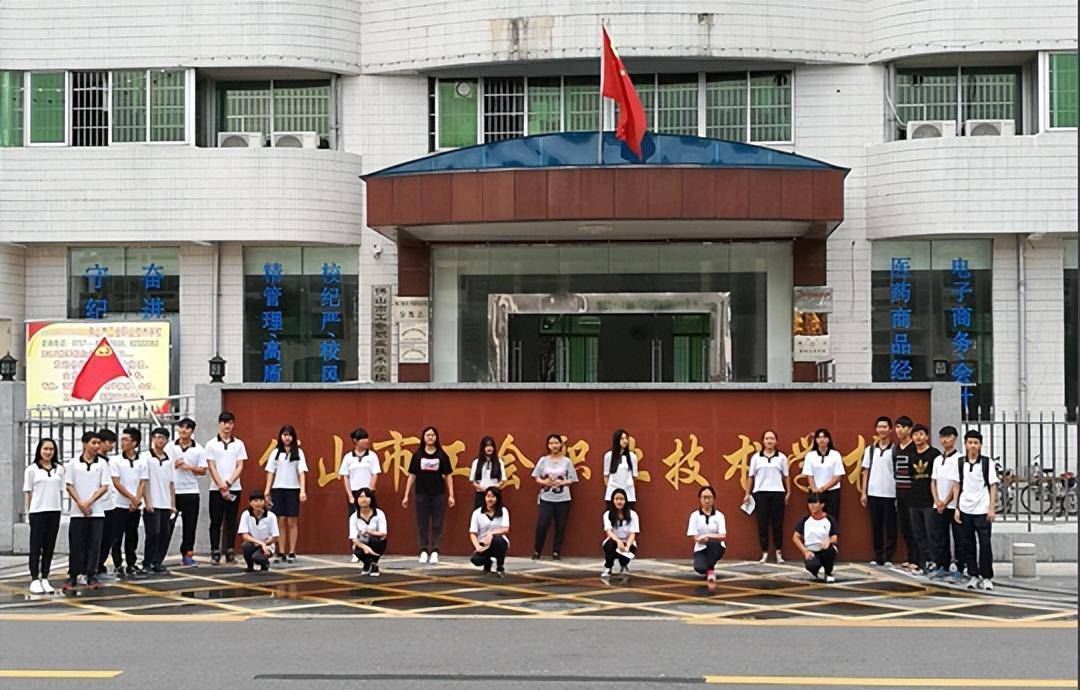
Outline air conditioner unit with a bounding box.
[907,120,957,139]
[271,131,319,148]
[217,132,265,148]
[964,119,1016,137]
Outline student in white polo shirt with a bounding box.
[800,428,846,524]
[142,428,176,574]
[793,493,840,583]
[64,430,112,592]
[743,429,790,564]
[108,428,148,578]
[205,411,248,566]
[339,427,380,517]
[264,424,308,563]
[687,485,727,582]
[349,487,388,576]
[931,426,962,582]
[94,428,118,578]
[601,488,638,578]
[469,435,506,511]
[954,430,999,591]
[469,486,510,577]
[167,418,207,567]
[238,492,279,572]
[23,438,64,594]
[603,429,639,509]
[860,416,896,566]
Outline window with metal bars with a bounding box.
[563,77,599,133]
[705,74,746,141]
[1049,52,1078,128]
[705,72,791,143]
[482,77,524,142]
[273,81,331,142]
[150,70,185,142]
[112,70,146,143]
[895,66,1021,138]
[71,71,109,146]
[218,81,271,140]
[749,72,791,142]
[656,75,698,135]
[527,77,561,134]
[0,71,22,147]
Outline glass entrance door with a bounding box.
[508,313,710,383]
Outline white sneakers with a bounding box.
[350,554,359,564]
[28,579,43,594]
[775,550,784,563]
[825,575,836,584]
[601,568,612,578]
[429,551,439,564]
[758,552,769,563]
[40,579,55,594]
[983,579,994,591]
[418,551,429,564]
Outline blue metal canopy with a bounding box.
[365,132,845,177]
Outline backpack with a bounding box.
[958,455,990,490]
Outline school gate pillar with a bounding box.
[0,381,26,552]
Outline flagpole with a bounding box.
[597,18,604,166]
[107,337,163,427]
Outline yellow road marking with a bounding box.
[703,675,1076,687]
[0,669,122,678]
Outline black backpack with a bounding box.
[958,455,991,489]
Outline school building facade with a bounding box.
[0,1,1076,421]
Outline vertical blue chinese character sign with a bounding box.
[140,262,165,319]
[83,263,110,319]
[888,257,913,382]
[262,262,284,383]
[319,263,343,383]
[949,257,976,414]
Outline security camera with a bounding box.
[373,242,383,259]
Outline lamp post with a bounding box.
[208,355,226,384]
[0,352,15,381]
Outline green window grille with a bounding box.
[527,77,561,134]
[896,69,958,134]
[437,79,478,148]
[150,70,185,142]
[29,72,65,144]
[482,77,524,142]
[705,73,747,141]
[656,75,698,135]
[629,74,656,131]
[218,82,271,136]
[1050,52,1078,128]
[962,68,1020,127]
[563,77,599,132]
[749,71,792,142]
[112,70,146,143]
[0,71,22,147]
[273,81,330,140]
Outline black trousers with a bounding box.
[68,517,104,583]
[822,490,841,526]
[97,504,117,571]
[867,496,897,563]
[693,542,727,574]
[107,508,142,570]
[169,493,200,555]
[414,493,447,552]
[533,499,571,554]
[753,491,786,552]
[909,506,939,569]
[28,511,61,580]
[470,536,509,570]
[602,539,637,568]
[896,495,916,563]
[142,509,172,568]
[958,512,994,579]
[354,537,388,567]
[208,490,241,556]
[242,541,272,569]
[805,545,837,576]
[934,508,962,569]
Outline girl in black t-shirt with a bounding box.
[402,426,456,564]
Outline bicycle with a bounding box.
[994,461,1017,516]
[1019,464,1078,517]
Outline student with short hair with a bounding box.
[603,429,639,508]
[793,493,839,583]
[743,429,790,563]
[264,424,308,563]
[891,416,920,572]
[800,428,845,522]
[205,411,248,565]
[402,426,455,564]
[931,426,963,582]
[94,428,118,578]
[906,423,942,576]
[141,428,176,574]
[955,430,998,591]
[531,433,579,561]
[64,431,111,592]
[108,428,148,578]
[469,436,506,510]
[238,492,279,572]
[166,417,207,566]
[860,416,896,566]
[469,486,510,577]
[601,488,639,578]
[349,487,388,576]
[24,438,64,594]
[687,485,727,582]
[340,427,381,515]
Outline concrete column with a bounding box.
[930,382,962,440]
[0,381,26,552]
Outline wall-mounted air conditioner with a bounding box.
[271,131,319,148]
[964,119,1016,137]
[907,120,957,139]
[217,132,265,148]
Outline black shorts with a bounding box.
[271,488,301,517]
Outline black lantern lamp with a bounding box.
[208,355,226,384]
[0,352,15,382]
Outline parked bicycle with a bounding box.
[994,461,1017,515]
[1019,463,1079,517]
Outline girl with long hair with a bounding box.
[264,425,308,563]
[469,486,510,577]
[23,438,63,594]
[469,436,506,510]
[601,488,639,578]
[402,425,455,564]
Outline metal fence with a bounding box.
[962,407,1079,528]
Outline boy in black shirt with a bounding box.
[907,424,942,576]
[891,416,919,572]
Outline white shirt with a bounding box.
[23,462,65,514]
[861,442,896,499]
[603,451,639,502]
[238,509,279,543]
[796,513,838,551]
[266,449,309,489]
[469,507,510,544]
[958,456,999,515]
[142,449,175,510]
[204,435,248,492]
[109,454,148,510]
[65,456,112,518]
[339,449,380,491]
[603,509,640,542]
[932,450,961,509]
[98,454,116,511]
[801,449,845,492]
[686,509,727,552]
[166,439,207,495]
[349,508,388,543]
[748,452,788,493]
[469,457,507,491]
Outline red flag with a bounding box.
[601,26,647,159]
[71,337,129,402]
